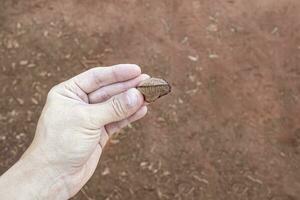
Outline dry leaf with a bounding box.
[137,78,171,103]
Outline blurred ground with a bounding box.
[1,0,300,199]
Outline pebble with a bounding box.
[31,97,39,105]
[140,162,148,167]
[16,98,24,105]
[20,60,29,66]
[101,167,110,176]
[207,24,218,32]
[178,98,184,104]
[17,22,22,29]
[27,63,36,68]
[6,39,19,49]
[43,30,49,37]
[209,54,219,59]
[188,55,199,62]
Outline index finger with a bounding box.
[72,64,141,94]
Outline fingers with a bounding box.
[87,88,144,126]
[105,106,148,136]
[72,64,141,94]
[98,106,147,149]
[89,74,150,104]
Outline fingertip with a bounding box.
[128,105,148,123]
[140,106,148,115]
[138,106,148,119]
[126,64,142,75]
[126,88,144,108]
[115,64,141,75]
[95,87,145,125]
[140,74,151,80]
[130,64,142,74]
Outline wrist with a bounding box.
[0,149,69,200]
[22,146,71,200]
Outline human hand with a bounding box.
[3,64,149,199]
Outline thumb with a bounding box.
[88,88,144,126]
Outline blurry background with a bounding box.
[1,0,300,199]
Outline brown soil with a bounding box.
[1,0,300,199]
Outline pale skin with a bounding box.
[0,64,149,199]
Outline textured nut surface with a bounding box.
[137,78,171,103]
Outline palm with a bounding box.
[33,64,148,197]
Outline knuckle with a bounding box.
[47,85,60,100]
[98,90,111,102]
[112,97,127,118]
[111,65,119,81]
[90,68,104,86]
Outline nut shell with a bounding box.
[137,78,171,103]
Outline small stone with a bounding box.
[101,167,110,176]
[120,171,127,176]
[27,63,36,68]
[6,40,13,49]
[31,98,39,105]
[207,24,218,32]
[0,135,6,141]
[13,40,19,48]
[188,55,199,62]
[20,60,29,66]
[209,16,217,22]
[157,117,165,122]
[57,31,63,38]
[196,81,202,86]
[186,88,198,95]
[39,71,47,77]
[9,110,17,117]
[6,39,19,49]
[65,54,71,59]
[127,123,133,129]
[104,48,113,53]
[188,74,196,82]
[280,152,286,157]
[109,139,120,144]
[193,175,209,184]
[44,30,49,37]
[16,133,26,140]
[163,171,171,176]
[271,27,278,34]
[196,66,203,71]
[209,54,219,59]
[140,162,148,167]
[26,111,34,122]
[17,23,22,29]
[181,36,189,44]
[178,98,184,104]
[16,98,24,105]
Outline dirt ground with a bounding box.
[1,0,300,199]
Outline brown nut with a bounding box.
[137,78,171,103]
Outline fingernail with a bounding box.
[141,74,151,80]
[126,88,139,107]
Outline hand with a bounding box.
[0,64,149,199]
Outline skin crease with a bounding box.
[0,64,149,200]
